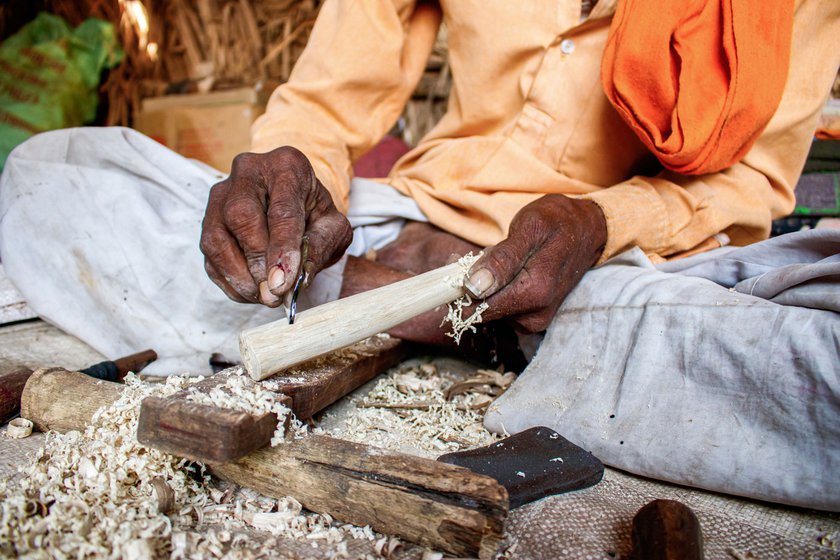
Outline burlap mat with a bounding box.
[500,467,840,559]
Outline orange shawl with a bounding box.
[601,0,795,175]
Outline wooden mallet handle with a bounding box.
[240,261,467,380]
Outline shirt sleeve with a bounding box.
[583,0,840,263]
[250,0,441,213]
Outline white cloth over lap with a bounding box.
[0,127,425,374]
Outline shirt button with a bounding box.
[560,38,576,55]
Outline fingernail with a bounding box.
[464,268,494,298]
[268,266,285,292]
[259,281,280,305]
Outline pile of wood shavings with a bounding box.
[0,373,383,558]
[323,362,502,457]
[184,367,306,446]
[441,253,490,344]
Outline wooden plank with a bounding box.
[20,369,508,558]
[137,375,289,464]
[263,334,405,419]
[0,265,36,325]
[212,435,507,558]
[137,336,405,463]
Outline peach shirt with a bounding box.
[251,0,840,262]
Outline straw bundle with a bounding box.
[41,0,323,127]
[25,0,450,145]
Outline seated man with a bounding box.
[191,0,840,510]
[199,0,839,365]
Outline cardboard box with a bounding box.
[133,87,269,174]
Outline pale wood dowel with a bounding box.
[240,261,467,380]
[21,368,123,432]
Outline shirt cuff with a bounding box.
[580,178,669,264]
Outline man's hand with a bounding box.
[200,147,352,307]
[464,194,607,333]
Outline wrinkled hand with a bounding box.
[464,194,607,333]
[200,147,352,307]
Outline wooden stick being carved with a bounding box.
[240,261,467,380]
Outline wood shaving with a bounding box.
[444,369,516,400]
[5,418,33,439]
[728,548,759,560]
[0,373,380,558]
[441,253,489,344]
[184,366,305,446]
[323,360,504,457]
[818,531,839,549]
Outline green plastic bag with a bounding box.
[0,12,123,170]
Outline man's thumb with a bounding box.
[463,237,529,299]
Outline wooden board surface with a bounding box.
[137,336,405,464]
[261,334,405,419]
[0,265,36,325]
[137,375,290,464]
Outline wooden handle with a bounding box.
[630,499,704,560]
[0,366,33,424]
[21,368,123,432]
[240,261,466,380]
[113,349,158,378]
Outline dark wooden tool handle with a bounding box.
[113,349,158,378]
[631,499,704,560]
[0,366,33,424]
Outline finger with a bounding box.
[221,187,270,285]
[264,188,307,297]
[203,258,252,304]
[478,265,542,321]
[200,184,259,302]
[483,246,581,332]
[464,231,541,299]
[301,212,354,286]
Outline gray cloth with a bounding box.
[0,128,425,374]
[658,229,840,313]
[486,243,840,511]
